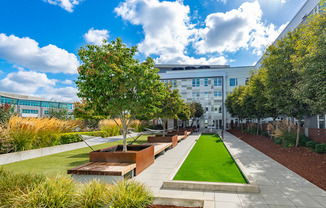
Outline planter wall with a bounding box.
[168,130,188,139]
[147,134,178,148]
[89,145,154,175]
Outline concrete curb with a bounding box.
[153,196,214,208]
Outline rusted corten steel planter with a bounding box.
[147,134,178,148]
[168,130,188,139]
[180,128,193,135]
[89,145,154,175]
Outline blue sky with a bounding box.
[0,0,306,101]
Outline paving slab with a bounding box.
[134,131,326,208]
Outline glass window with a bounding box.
[245,78,249,85]
[204,78,209,86]
[42,102,59,108]
[230,78,238,87]
[214,78,222,86]
[22,109,38,114]
[19,100,41,107]
[204,92,209,99]
[44,110,49,114]
[192,78,200,87]
[214,91,222,97]
[0,96,18,105]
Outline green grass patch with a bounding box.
[173,134,247,183]
[0,135,148,177]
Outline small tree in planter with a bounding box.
[154,83,183,136]
[189,102,204,127]
[177,102,191,130]
[76,38,164,152]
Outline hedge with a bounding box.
[59,131,108,144]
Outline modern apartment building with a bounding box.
[0,91,74,118]
[156,64,251,130]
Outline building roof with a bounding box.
[0,91,45,101]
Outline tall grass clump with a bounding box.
[16,175,76,208]
[0,169,46,208]
[74,180,111,208]
[1,115,79,152]
[0,169,153,208]
[109,180,153,208]
[99,119,121,136]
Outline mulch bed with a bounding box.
[228,129,326,191]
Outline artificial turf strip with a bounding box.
[0,135,149,177]
[173,134,247,183]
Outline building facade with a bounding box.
[0,91,74,118]
[156,64,251,130]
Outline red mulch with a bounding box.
[228,129,326,191]
[148,206,201,208]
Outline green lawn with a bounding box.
[173,134,247,183]
[0,135,148,177]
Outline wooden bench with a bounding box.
[177,135,185,141]
[68,162,136,176]
[143,142,173,156]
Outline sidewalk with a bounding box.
[134,132,326,208]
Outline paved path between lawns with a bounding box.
[134,131,326,208]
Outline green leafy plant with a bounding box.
[59,131,108,144]
[274,138,282,145]
[306,141,319,149]
[315,143,326,154]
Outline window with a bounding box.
[19,100,41,107]
[42,102,59,108]
[214,91,222,98]
[44,110,49,114]
[245,77,249,85]
[205,107,208,112]
[192,92,200,99]
[204,92,209,99]
[204,78,209,86]
[22,109,38,114]
[230,78,238,86]
[0,96,18,105]
[192,78,200,87]
[214,78,222,86]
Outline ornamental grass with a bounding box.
[0,115,79,152]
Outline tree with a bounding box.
[0,103,15,125]
[189,102,204,127]
[73,100,104,129]
[177,102,191,130]
[47,107,71,121]
[76,38,164,151]
[262,30,311,146]
[153,83,182,136]
[226,85,247,130]
[293,2,326,115]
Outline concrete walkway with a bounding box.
[134,132,326,208]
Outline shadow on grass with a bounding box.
[68,160,89,167]
[67,153,89,159]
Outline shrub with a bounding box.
[74,180,111,208]
[306,141,319,149]
[278,132,310,148]
[109,180,153,208]
[315,143,326,154]
[59,131,108,144]
[17,175,76,208]
[274,138,282,144]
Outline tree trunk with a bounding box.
[296,118,300,147]
[256,119,260,135]
[177,120,180,131]
[163,119,167,137]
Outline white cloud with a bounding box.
[195,1,286,55]
[155,54,227,65]
[41,87,79,102]
[84,28,109,45]
[61,79,73,85]
[0,34,80,74]
[115,0,195,56]
[43,0,82,12]
[0,70,56,95]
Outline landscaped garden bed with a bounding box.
[228,129,326,191]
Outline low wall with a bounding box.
[0,138,99,165]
